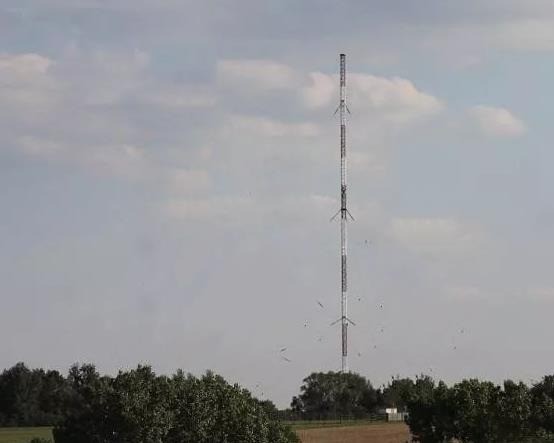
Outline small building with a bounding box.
[387,411,409,422]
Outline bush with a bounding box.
[166,371,298,443]
[53,365,298,443]
[407,376,554,443]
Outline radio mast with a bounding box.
[332,54,354,372]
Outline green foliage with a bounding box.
[406,376,554,443]
[382,376,416,411]
[168,371,268,442]
[496,380,533,442]
[291,371,378,419]
[52,364,113,443]
[28,439,52,443]
[53,365,298,443]
[0,363,69,427]
[406,376,454,443]
[532,375,554,435]
[108,366,174,442]
[450,379,501,443]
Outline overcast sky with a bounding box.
[3,0,554,407]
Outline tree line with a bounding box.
[289,371,420,419]
[406,375,554,442]
[5,363,554,442]
[0,362,298,443]
[291,371,554,442]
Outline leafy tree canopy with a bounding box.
[291,371,378,419]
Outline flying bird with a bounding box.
[317,300,324,309]
[279,347,287,353]
[281,356,292,363]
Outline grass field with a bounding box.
[295,422,410,443]
[0,423,410,443]
[0,427,53,443]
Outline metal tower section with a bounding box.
[339,53,355,373]
[339,54,349,373]
[331,54,354,372]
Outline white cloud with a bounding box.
[490,20,554,52]
[469,105,526,137]
[164,193,338,225]
[526,287,554,302]
[87,143,147,179]
[2,50,212,182]
[165,196,254,223]
[16,136,148,179]
[350,74,444,120]
[349,150,387,176]
[18,136,63,156]
[75,50,150,106]
[224,115,320,137]
[302,72,336,108]
[0,53,59,108]
[217,59,298,91]
[422,16,554,56]
[389,217,479,257]
[140,87,216,108]
[0,53,53,76]
[302,71,443,122]
[168,169,212,194]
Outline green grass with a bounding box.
[285,418,388,430]
[0,427,53,443]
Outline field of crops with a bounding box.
[0,427,52,443]
[296,422,410,443]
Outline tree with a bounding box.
[107,366,174,442]
[449,379,501,443]
[406,375,451,443]
[406,376,554,443]
[0,362,37,426]
[167,371,298,443]
[54,366,298,443]
[531,375,554,439]
[257,398,279,419]
[496,380,533,442]
[292,371,378,419]
[382,377,415,412]
[0,363,70,427]
[36,369,71,426]
[53,364,114,443]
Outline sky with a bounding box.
[2,0,554,407]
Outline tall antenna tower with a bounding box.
[332,54,354,372]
